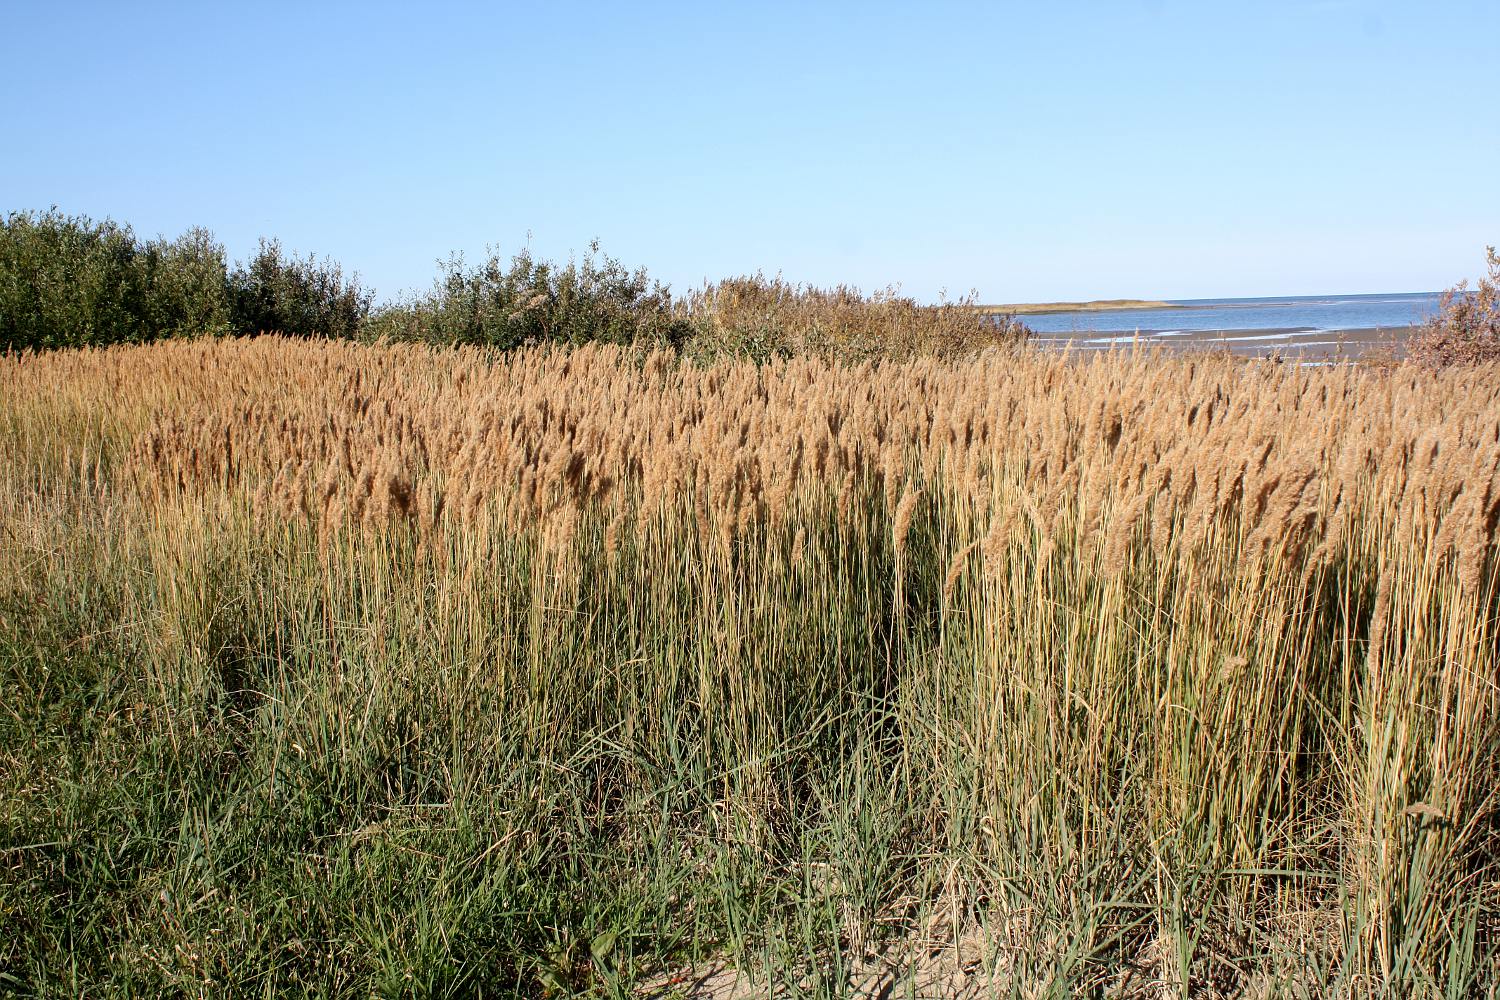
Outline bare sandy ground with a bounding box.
[634,926,1296,1000]
[636,926,999,999]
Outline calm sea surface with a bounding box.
[1022,291,1442,338]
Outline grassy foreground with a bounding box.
[2,338,1498,997]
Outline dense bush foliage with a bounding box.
[366,240,692,350]
[364,252,1028,358]
[228,238,371,340]
[0,210,374,349]
[0,209,230,350]
[2,208,1029,357]
[1410,246,1500,366]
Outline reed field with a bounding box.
[2,336,1499,998]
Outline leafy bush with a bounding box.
[142,226,233,337]
[366,241,693,350]
[227,238,371,339]
[1409,247,1500,366]
[0,209,230,351]
[3,208,1026,359]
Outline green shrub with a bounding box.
[3,209,1025,359]
[0,209,230,351]
[227,238,371,339]
[141,226,233,337]
[368,240,693,350]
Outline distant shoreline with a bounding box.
[976,299,1181,316]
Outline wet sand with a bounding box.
[1028,325,1409,360]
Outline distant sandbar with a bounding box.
[977,299,1182,316]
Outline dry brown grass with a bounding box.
[1409,246,1500,366]
[18,337,1484,571]
[4,337,1499,994]
[677,275,1029,358]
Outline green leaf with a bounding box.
[591,929,618,963]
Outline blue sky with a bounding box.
[3,1,1496,303]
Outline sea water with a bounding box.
[1021,291,1442,337]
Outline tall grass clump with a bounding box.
[678,274,1029,359]
[3,338,1498,996]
